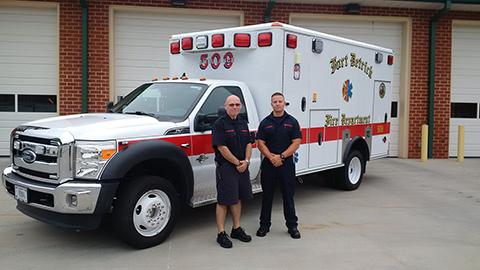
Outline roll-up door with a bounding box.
[0,6,58,155]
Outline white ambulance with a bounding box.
[169,22,393,187]
[2,22,393,249]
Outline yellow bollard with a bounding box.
[458,125,464,162]
[421,124,428,161]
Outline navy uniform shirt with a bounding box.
[212,115,254,164]
[256,112,302,156]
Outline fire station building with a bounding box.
[0,0,479,158]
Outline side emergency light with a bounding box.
[170,41,180,54]
[287,34,297,49]
[234,33,251,47]
[258,32,272,47]
[182,37,193,50]
[387,55,394,65]
[196,35,208,49]
[212,34,225,48]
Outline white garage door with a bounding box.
[0,6,58,156]
[114,10,241,99]
[290,17,403,157]
[449,25,480,157]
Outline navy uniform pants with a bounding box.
[259,158,298,230]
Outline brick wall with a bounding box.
[59,0,82,115]
[54,0,479,158]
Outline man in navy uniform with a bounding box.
[212,95,253,248]
[256,92,302,239]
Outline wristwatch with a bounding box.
[245,160,250,165]
[280,154,286,161]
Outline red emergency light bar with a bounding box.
[387,55,394,65]
[258,32,272,47]
[182,37,193,50]
[287,34,297,49]
[212,34,224,48]
[170,41,180,54]
[234,33,251,47]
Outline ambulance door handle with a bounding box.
[318,132,323,145]
[301,97,306,112]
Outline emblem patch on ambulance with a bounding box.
[342,79,353,102]
[379,82,386,99]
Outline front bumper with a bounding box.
[2,166,118,230]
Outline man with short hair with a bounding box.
[256,92,302,239]
[212,95,253,248]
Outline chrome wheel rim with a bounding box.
[133,189,171,237]
[348,157,362,185]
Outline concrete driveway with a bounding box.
[1,157,479,270]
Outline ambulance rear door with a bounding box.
[371,80,391,158]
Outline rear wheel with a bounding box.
[335,150,365,191]
[113,176,179,249]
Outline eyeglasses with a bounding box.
[228,103,241,107]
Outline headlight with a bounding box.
[75,140,117,179]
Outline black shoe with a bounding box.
[256,227,270,237]
[231,227,252,242]
[288,228,301,239]
[217,231,233,248]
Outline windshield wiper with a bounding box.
[123,111,157,118]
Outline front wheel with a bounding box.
[335,150,365,191]
[113,176,179,249]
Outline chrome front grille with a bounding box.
[12,133,73,184]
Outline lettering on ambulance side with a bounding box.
[330,52,373,79]
[199,52,234,70]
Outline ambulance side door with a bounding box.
[189,85,253,205]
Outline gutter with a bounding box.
[80,0,88,113]
[263,0,275,23]
[427,0,451,158]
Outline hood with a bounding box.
[21,113,185,141]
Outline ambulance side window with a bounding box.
[195,86,248,131]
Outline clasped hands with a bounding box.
[268,153,283,167]
[236,160,249,173]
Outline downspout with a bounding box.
[263,0,275,23]
[80,0,88,113]
[428,0,450,158]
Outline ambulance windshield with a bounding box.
[112,82,208,121]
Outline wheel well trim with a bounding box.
[343,136,370,164]
[100,140,193,202]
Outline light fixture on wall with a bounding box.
[345,3,361,14]
[171,0,187,6]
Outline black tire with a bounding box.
[113,176,179,249]
[335,150,365,191]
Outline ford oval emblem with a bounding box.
[22,149,37,164]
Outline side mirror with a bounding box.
[217,107,226,116]
[106,101,114,113]
[194,115,208,132]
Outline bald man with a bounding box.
[211,95,253,248]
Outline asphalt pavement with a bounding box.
[1,157,479,270]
